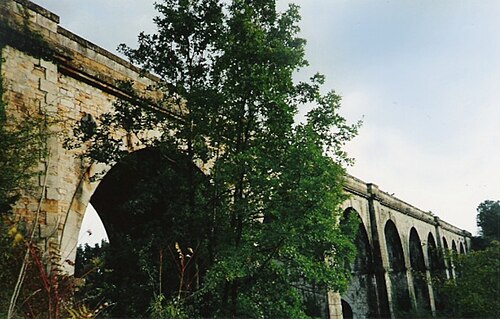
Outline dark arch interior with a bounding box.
[384,220,411,313]
[409,228,431,313]
[91,147,210,244]
[442,237,449,251]
[427,233,445,273]
[341,299,353,319]
[342,208,372,274]
[341,208,378,317]
[459,242,465,254]
[385,221,406,272]
[452,240,458,253]
[85,147,211,316]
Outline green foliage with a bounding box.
[0,217,88,319]
[439,242,500,318]
[476,200,500,243]
[71,0,361,317]
[0,218,25,315]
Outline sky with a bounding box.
[34,0,500,244]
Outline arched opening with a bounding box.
[442,237,449,251]
[75,147,212,317]
[409,228,431,313]
[342,208,371,274]
[341,299,353,319]
[459,242,465,254]
[341,208,377,318]
[427,233,446,312]
[451,240,458,254]
[384,220,411,314]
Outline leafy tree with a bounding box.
[71,0,361,317]
[476,200,500,243]
[439,242,500,318]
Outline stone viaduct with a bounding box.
[0,1,471,318]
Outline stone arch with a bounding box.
[341,208,377,318]
[409,228,431,313]
[59,142,203,273]
[459,242,465,254]
[342,208,372,273]
[451,240,458,254]
[442,237,449,252]
[89,147,208,241]
[73,146,211,315]
[384,220,411,314]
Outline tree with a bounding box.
[439,242,500,318]
[70,0,361,317]
[476,200,500,243]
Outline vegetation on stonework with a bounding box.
[69,0,361,317]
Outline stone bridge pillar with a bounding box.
[366,184,393,318]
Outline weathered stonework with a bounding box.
[339,176,471,318]
[0,0,173,273]
[0,1,471,318]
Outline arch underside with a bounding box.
[409,228,431,314]
[384,220,411,315]
[341,208,378,318]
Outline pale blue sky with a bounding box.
[35,1,500,244]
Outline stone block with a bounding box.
[36,13,57,32]
[39,214,59,239]
[45,69,58,83]
[44,92,58,107]
[59,97,75,109]
[39,59,57,73]
[39,78,57,93]
[46,187,61,200]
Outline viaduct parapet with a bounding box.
[0,1,471,318]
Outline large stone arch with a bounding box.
[384,219,411,315]
[59,140,194,272]
[73,146,211,314]
[427,233,442,274]
[409,227,431,313]
[341,207,377,318]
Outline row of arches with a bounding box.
[341,208,468,318]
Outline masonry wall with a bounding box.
[338,176,471,319]
[0,0,171,270]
